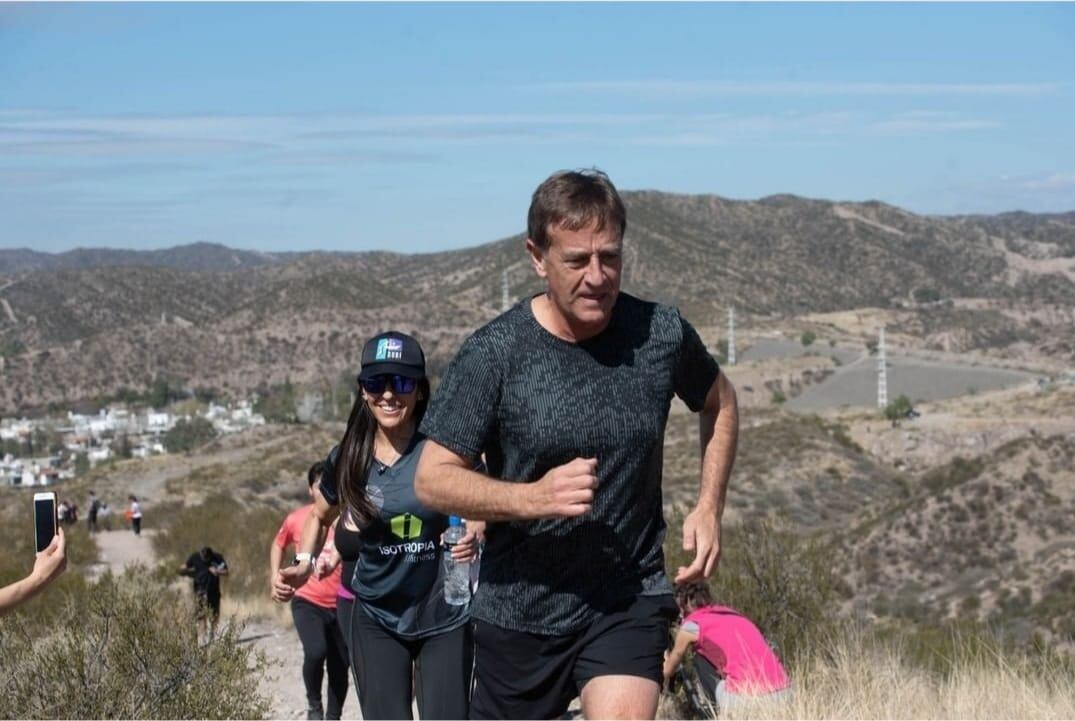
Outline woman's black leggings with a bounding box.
[349,604,472,720]
[291,597,349,719]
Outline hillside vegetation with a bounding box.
[2,192,1073,413]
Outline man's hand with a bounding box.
[675,505,722,585]
[272,561,311,603]
[527,458,598,518]
[31,528,66,585]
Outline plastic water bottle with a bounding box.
[443,516,470,606]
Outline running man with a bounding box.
[270,462,349,721]
[415,168,739,719]
[179,546,229,639]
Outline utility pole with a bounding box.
[502,269,510,312]
[877,326,888,409]
[727,307,736,366]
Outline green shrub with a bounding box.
[883,394,913,422]
[0,569,269,719]
[163,417,218,454]
[801,331,817,347]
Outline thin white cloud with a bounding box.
[0,106,1013,165]
[1015,172,1075,191]
[869,115,1002,136]
[0,137,274,157]
[540,80,1061,98]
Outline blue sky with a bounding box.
[1,2,1073,254]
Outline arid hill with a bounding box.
[1,191,1072,414]
[838,434,1075,649]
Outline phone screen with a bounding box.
[34,496,56,553]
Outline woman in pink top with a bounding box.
[663,581,790,711]
[270,461,349,720]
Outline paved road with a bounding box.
[786,353,1038,412]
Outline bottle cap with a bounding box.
[448,515,462,527]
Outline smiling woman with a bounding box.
[275,330,483,720]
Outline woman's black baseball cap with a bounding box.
[358,331,426,381]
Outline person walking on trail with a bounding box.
[127,495,142,536]
[270,461,349,721]
[179,546,228,639]
[87,491,100,534]
[413,168,740,720]
[663,581,789,713]
[277,331,482,720]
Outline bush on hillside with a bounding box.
[164,417,218,453]
[0,569,268,719]
[883,394,913,423]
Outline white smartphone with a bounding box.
[34,491,57,554]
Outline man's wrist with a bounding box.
[692,500,722,517]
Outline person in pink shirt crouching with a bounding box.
[663,581,791,713]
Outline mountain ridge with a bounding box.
[1,190,1072,414]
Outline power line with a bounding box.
[877,326,888,409]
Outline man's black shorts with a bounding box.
[470,594,677,720]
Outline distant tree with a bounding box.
[146,375,187,409]
[801,331,817,347]
[193,386,219,404]
[883,395,913,423]
[914,287,941,304]
[74,453,90,476]
[254,380,299,423]
[115,433,133,459]
[771,390,787,405]
[866,339,879,355]
[163,417,217,453]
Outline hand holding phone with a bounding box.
[31,527,66,585]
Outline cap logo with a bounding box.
[375,338,404,360]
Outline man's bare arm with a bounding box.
[415,441,598,521]
[697,370,738,517]
[676,371,738,584]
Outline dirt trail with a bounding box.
[87,528,159,579]
[88,530,360,719]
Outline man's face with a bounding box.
[528,220,622,337]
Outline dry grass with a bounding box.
[224,593,292,626]
[661,626,1075,720]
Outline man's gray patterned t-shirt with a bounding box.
[420,292,720,635]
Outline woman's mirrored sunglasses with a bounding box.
[359,374,418,395]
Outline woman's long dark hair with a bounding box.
[335,377,430,528]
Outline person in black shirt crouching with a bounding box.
[179,546,229,640]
